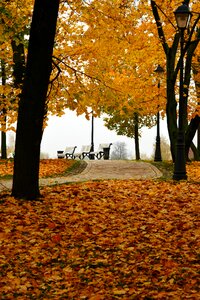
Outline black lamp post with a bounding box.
[154,64,164,162]
[89,111,95,160]
[173,3,192,180]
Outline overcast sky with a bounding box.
[40,109,169,159]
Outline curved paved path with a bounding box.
[0,160,162,192]
[41,160,162,183]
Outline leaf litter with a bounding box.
[0,161,200,299]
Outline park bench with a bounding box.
[57,146,77,159]
[90,143,112,160]
[74,145,92,160]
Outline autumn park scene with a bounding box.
[0,0,200,299]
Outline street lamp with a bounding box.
[154,64,164,162]
[174,3,191,29]
[173,3,192,180]
[89,110,95,159]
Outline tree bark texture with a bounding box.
[134,112,140,160]
[151,0,199,162]
[12,0,60,199]
[165,44,178,162]
[185,115,200,159]
[11,40,26,87]
[1,59,7,159]
[192,54,200,156]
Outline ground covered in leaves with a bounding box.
[0,161,200,299]
[0,159,79,179]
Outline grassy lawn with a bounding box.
[151,161,174,180]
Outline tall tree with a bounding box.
[0,59,7,159]
[134,112,140,160]
[0,0,31,137]
[47,0,166,119]
[111,141,128,160]
[151,0,200,161]
[1,0,199,165]
[12,0,60,199]
[104,110,154,160]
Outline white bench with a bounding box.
[90,143,112,160]
[74,145,92,160]
[57,146,77,159]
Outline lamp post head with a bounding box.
[154,64,164,74]
[154,65,164,88]
[174,3,192,29]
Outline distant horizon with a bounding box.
[3,109,171,160]
[40,109,170,159]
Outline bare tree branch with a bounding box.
[150,0,169,55]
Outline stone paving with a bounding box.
[0,160,162,193]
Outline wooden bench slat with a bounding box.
[58,143,112,160]
[74,145,91,159]
[90,143,112,159]
[57,146,77,159]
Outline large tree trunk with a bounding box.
[11,40,26,87]
[151,0,179,162]
[1,59,7,159]
[185,115,200,159]
[10,39,26,160]
[151,0,199,164]
[1,114,7,159]
[165,44,179,162]
[12,0,60,199]
[192,54,200,157]
[198,125,200,157]
[134,112,140,160]
[190,142,200,161]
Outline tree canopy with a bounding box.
[0,0,199,157]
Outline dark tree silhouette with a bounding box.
[12,0,60,199]
[151,0,200,161]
